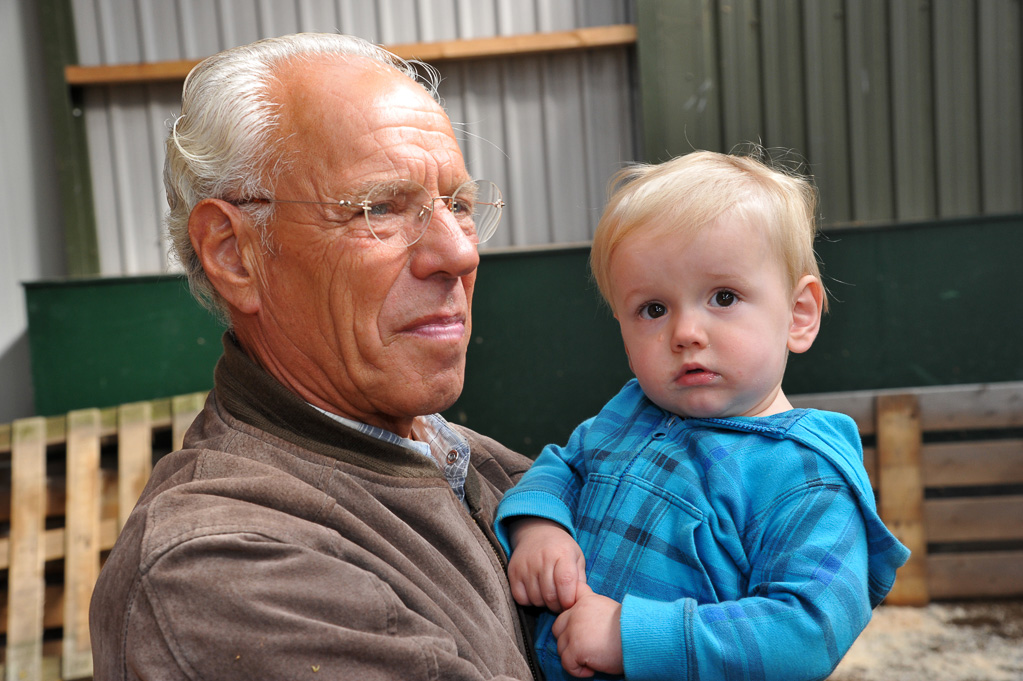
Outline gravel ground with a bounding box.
[828,601,1023,681]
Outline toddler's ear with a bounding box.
[788,275,823,354]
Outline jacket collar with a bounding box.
[214,332,443,480]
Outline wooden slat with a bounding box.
[64,25,638,86]
[790,380,1023,435]
[917,384,1023,432]
[171,392,207,452]
[7,417,47,681]
[0,468,118,528]
[62,410,102,679]
[928,550,1023,599]
[0,396,178,457]
[0,656,61,681]
[862,445,877,488]
[118,401,153,530]
[924,496,1023,544]
[876,394,929,606]
[1,584,66,633]
[0,520,118,637]
[923,439,1023,488]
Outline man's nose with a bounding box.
[409,204,480,279]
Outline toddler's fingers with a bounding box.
[553,557,582,611]
[553,610,595,678]
[538,568,565,612]
[508,577,530,606]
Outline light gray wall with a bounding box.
[69,0,638,275]
[0,0,67,422]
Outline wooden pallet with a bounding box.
[0,392,207,681]
[792,381,1023,605]
[0,381,1020,678]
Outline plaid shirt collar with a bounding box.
[310,407,470,502]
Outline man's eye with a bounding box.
[366,201,395,218]
[712,290,737,307]
[449,197,473,216]
[639,303,667,319]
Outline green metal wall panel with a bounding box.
[933,1,981,217]
[979,0,1023,214]
[25,276,225,416]
[890,0,937,221]
[803,0,853,222]
[718,0,762,145]
[847,0,895,221]
[760,0,807,154]
[638,0,721,161]
[789,214,1023,395]
[638,0,1021,227]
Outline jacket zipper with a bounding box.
[473,512,541,681]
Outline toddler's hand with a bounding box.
[551,583,624,678]
[507,517,586,612]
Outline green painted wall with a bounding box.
[25,275,225,416]
[25,215,1023,455]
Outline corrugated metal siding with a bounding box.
[1,1,68,422]
[69,0,637,274]
[639,0,1023,226]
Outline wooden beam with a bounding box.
[7,418,47,681]
[117,402,153,531]
[0,519,119,574]
[0,393,202,456]
[62,409,102,679]
[171,393,207,452]
[790,380,1023,436]
[928,550,1023,599]
[924,495,1023,543]
[923,439,1023,488]
[64,24,637,87]
[876,394,929,606]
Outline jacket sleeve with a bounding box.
[493,416,596,556]
[619,480,873,681]
[125,530,534,681]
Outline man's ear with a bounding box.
[788,275,824,354]
[188,199,262,316]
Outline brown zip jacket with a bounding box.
[90,335,539,680]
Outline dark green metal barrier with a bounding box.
[24,275,225,416]
[24,214,1023,455]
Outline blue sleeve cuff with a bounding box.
[494,489,577,557]
[620,594,692,681]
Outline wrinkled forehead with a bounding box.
[270,55,466,188]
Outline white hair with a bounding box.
[164,33,440,323]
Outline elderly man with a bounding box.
[90,33,537,681]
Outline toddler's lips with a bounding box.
[674,365,719,387]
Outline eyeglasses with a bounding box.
[236,179,504,248]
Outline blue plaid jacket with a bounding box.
[496,380,909,681]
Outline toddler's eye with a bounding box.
[712,290,737,307]
[640,302,667,319]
